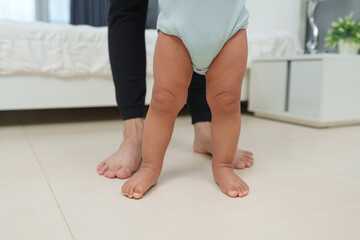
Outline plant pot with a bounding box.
[338,39,360,55]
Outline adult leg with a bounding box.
[109,0,148,118]
[97,0,148,179]
[206,29,249,198]
[187,73,212,124]
[122,32,193,199]
[188,74,254,169]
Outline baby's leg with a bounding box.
[122,32,193,199]
[206,29,249,198]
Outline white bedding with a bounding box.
[0,20,301,78]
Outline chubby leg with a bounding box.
[122,32,193,199]
[206,29,249,198]
[188,73,254,169]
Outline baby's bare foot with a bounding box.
[213,164,249,198]
[122,163,161,199]
[193,122,254,169]
[97,119,143,179]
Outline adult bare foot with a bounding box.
[212,163,249,198]
[97,118,143,179]
[193,122,254,169]
[122,163,161,199]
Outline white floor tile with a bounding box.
[256,132,360,179]
[0,112,73,240]
[20,113,360,240]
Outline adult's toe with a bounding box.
[98,165,108,175]
[116,167,132,179]
[104,170,116,178]
[233,161,246,170]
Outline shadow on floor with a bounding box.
[0,102,251,127]
[0,107,122,126]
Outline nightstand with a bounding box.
[249,54,360,127]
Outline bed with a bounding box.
[0,20,301,110]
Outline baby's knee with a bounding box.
[151,87,187,114]
[207,91,240,115]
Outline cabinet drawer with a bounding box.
[249,61,288,112]
[288,61,321,118]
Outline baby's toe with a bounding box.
[239,183,249,197]
[240,189,249,197]
[123,181,134,197]
[121,183,128,196]
[237,188,246,197]
[127,183,136,198]
[133,185,145,199]
[236,185,243,197]
[226,186,239,198]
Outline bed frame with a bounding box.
[0,72,252,110]
[0,75,153,110]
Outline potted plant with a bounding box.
[325,12,360,55]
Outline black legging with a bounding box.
[108,0,211,124]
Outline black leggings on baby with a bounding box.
[108,0,212,124]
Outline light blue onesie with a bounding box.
[157,0,249,75]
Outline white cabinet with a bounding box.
[249,54,360,127]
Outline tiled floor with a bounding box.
[1,108,360,240]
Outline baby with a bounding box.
[122,0,250,199]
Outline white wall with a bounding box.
[246,0,307,46]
